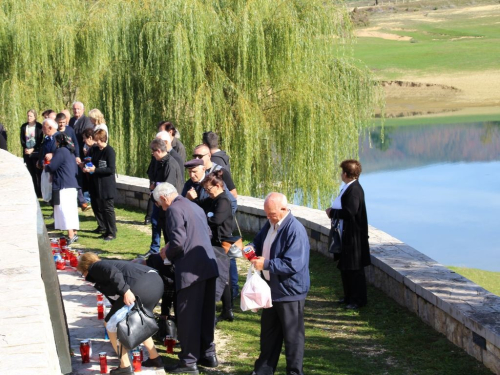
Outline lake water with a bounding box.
[359,121,500,272]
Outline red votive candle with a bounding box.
[132,351,141,372]
[97,301,104,320]
[99,352,107,374]
[80,340,90,363]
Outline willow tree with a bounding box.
[0,0,381,208]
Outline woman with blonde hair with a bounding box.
[77,252,164,373]
[88,108,109,138]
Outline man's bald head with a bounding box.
[264,192,288,225]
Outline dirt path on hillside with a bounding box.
[381,71,500,117]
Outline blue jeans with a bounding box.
[150,203,161,253]
[230,258,239,297]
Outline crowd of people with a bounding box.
[20,103,370,375]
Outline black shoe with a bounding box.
[109,365,133,374]
[104,235,116,241]
[216,309,234,323]
[197,354,218,368]
[144,219,151,225]
[92,227,106,234]
[142,356,163,368]
[164,363,199,374]
[345,303,360,310]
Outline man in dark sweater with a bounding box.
[202,131,231,172]
[68,101,93,211]
[147,138,183,256]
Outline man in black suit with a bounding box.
[153,182,219,375]
[68,101,93,210]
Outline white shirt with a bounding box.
[262,210,290,280]
[331,179,356,233]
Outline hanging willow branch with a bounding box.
[0,0,382,208]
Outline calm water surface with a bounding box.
[359,121,500,271]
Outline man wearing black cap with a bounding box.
[181,159,210,210]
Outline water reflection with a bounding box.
[359,121,500,272]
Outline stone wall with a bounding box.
[115,174,500,373]
[0,150,71,374]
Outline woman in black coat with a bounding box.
[77,252,164,373]
[202,170,234,323]
[20,109,44,197]
[326,159,370,310]
[83,129,117,241]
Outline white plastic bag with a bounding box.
[106,302,135,332]
[41,170,52,202]
[240,265,273,312]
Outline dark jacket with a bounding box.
[89,145,116,199]
[181,178,211,212]
[20,122,43,156]
[210,150,230,172]
[86,260,155,299]
[172,138,186,166]
[63,126,80,158]
[44,146,79,191]
[329,180,370,270]
[69,115,93,156]
[0,124,7,151]
[252,212,310,302]
[153,153,183,193]
[38,133,59,168]
[206,192,234,246]
[165,195,219,291]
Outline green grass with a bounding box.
[42,201,493,374]
[448,267,500,296]
[351,1,500,77]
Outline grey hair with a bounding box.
[43,118,58,129]
[150,138,167,152]
[153,182,177,202]
[156,131,172,142]
[72,101,84,109]
[264,192,288,207]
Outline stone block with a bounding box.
[417,297,435,327]
[125,190,135,198]
[434,307,447,335]
[486,340,500,362]
[125,197,140,208]
[482,349,500,374]
[404,288,418,314]
[139,199,148,210]
[143,193,151,201]
[464,330,483,362]
[446,315,464,349]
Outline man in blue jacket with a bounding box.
[248,192,310,375]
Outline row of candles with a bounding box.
[50,237,80,269]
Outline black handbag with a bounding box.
[117,296,158,349]
[328,213,342,254]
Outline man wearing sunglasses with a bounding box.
[192,144,237,199]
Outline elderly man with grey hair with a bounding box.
[38,118,59,169]
[153,182,219,375]
[247,192,310,375]
[145,138,183,257]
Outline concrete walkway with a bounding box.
[56,257,165,375]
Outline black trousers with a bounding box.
[24,155,42,197]
[93,197,117,237]
[340,268,367,307]
[176,277,217,366]
[254,299,305,375]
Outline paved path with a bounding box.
[57,258,165,375]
